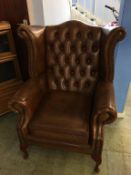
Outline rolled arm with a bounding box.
[9,75,46,135]
[90,81,117,148]
[92,81,117,125]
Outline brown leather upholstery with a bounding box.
[46,22,101,94]
[29,91,91,144]
[9,20,126,173]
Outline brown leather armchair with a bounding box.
[9,21,126,173]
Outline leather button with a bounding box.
[66,32,70,38]
[70,69,75,75]
[55,31,59,38]
[74,81,79,87]
[86,58,91,64]
[60,68,64,75]
[85,81,90,88]
[88,32,93,40]
[82,45,87,51]
[49,66,53,72]
[77,32,81,38]
[65,58,69,64]
[80,69,85,76]
[76,58,80,64]
[91,70,97,76]
[71,45,75,51]
[92,42,99,52]
[54,79,58,86]
[64,80,69,87]
[55,56,58,62]
[50,43,54,49]
[60,44,64,51]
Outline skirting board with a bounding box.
[118,112,126,118]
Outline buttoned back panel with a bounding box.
[45,21,101,95]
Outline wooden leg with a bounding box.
[91,117,106,173]
[91,138,103,173]
[95,165,100,173]
[17,126,29,159]
[20,144,29,159]
[91,154,102,173]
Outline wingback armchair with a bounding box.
[9,21,125,172]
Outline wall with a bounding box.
[26,0,35,24]
[27,0,44,25]
[42,0,71,26]
[78,0,121,23]
[94,0,121,23]
[27,0,121,25]
[27,0,71,26]
[78,0,95,12]
[114,0,131,112]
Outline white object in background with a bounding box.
[71,8,94,25]
[26,0,35,25]
[94,0,121,24]
[42,0,71,26]
[71,7,104,26]
[26,0,45,25]
[27,0,71,26]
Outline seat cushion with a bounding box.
[29,91,92,145]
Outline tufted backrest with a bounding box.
[45,21,102,95]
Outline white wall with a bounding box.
[27,0,71,26]
[78,0,121,23]
[42,0,71,26]
[26,0,35,24]
[78,0,95,12]
[27,0,45,25]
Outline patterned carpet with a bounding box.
[0,86,131,175]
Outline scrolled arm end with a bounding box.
[93,107,117,125]
[9,76,46,136]
[91,82,117,144]
[9,100,25,114]
[9,75,45,123]
[102,26,126,42]
[92,81,117,124]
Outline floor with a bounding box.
[0,87,131,175]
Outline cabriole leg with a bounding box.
[91,139,103,173]
[17,127,29,159]
[91,154,102,173]
[20,143,28,159]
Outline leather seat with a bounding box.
[29,91,91,144]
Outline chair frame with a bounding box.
[9,21,126,173]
